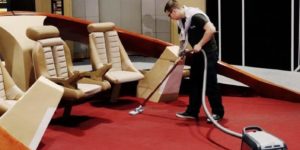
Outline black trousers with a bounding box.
[186,50,224,117]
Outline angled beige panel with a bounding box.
[0,16,46,90]
[159,45,180,61]
[154,62,184,101]
[0,76,64,150]
[137,45,184,102]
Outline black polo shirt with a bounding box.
[179,14,218,53]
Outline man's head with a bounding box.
[164,0,184,20]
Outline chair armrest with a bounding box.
[47,71,83,89]
[80,63,112,81]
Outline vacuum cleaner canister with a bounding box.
[241,126,287,150]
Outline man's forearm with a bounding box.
[197,22,216,48]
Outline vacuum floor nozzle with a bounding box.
[129,105,144,115]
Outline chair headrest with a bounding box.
[26,25,60,41]
[87,22,115,33]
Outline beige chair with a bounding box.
[0,59,24,116]
[87,22,144,101]
[0,76,63,150]
[27,25,111,118]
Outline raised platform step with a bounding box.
[73,57,300,102]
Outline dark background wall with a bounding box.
[7,0,36,11]
[207,0,298,71]
[244,0,291,70]
[295,0,299,70]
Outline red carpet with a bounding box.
[37,95,300,150]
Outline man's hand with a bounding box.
[179,49,194,56]
[185,49,194,54]
[193,43,202,53]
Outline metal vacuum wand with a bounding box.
[129,53,185,116]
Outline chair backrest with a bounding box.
[88,26,109,70]
[0,60,24,101]
[88,22,137,72]
[105,30,123,71]
[91,32,108,65]
[0,65,7,100]
[27,25,74,80]
[0,59,24,115]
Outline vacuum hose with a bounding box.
[200,50,242,139]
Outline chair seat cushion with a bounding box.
[105,71,144,84]
[77,83,101,97]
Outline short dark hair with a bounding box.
[164,0,180,13]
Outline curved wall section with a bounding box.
[0,16,46,90]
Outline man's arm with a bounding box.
[193,21,216,52]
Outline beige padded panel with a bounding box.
[42,46,57,77]
[38,37,69,78]
[53,45,68,78]
[26,25,60,41]
[0,68,6,100]
[105,31,122,71]
[38,37,64,47]
[91,32,108,64]
[77,83,101,97]
[105,71,144,84]
[87,22,115,33]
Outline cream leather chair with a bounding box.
[87,22,144,101]
[0,60,25,115]
[27,25,110,118]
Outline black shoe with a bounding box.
[176,112,198,120]
[206,114,222,123]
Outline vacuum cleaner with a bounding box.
[129,49,287,150]
[199,50,287,150]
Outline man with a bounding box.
[164,0,224,122]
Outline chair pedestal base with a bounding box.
[110,84,121,103]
